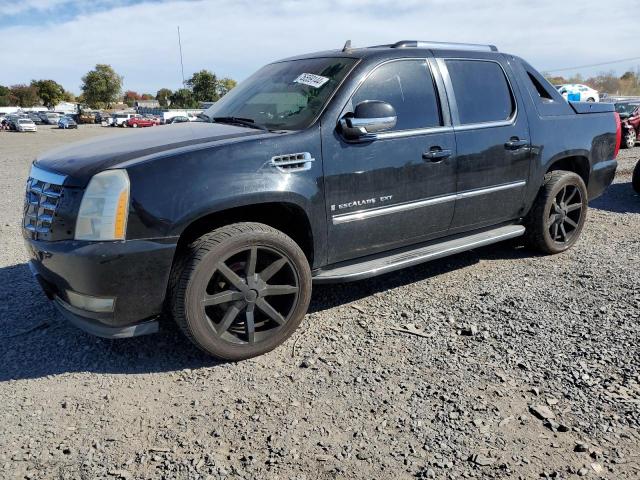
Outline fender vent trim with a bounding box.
[269,152,314,172]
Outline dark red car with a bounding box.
[126,117,156,128]
[614,102,640,149]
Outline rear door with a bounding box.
[435,54,531,232]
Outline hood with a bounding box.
[35,122,268,186]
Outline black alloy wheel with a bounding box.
[525,170,588,254]
[547,184,583,245]
[171,222,312,360]
[201,246,299,344]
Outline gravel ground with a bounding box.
[0,125,639,480]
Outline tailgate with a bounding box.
[570,102,614,114]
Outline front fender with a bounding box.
[123,127,327,263]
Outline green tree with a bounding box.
[81,64,123,108]
[123,90,140,107]
[170,88,197,108]
[0,85,11,107]
[10,84,40,107]
[186,70,218,102]
[62,90,76,102]
[31,79,65,109]
[156,88,173,107]
[140,93,154,100]
[216,77,237,98]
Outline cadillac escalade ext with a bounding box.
[24,40,621,360]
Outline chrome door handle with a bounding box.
[504,139,529,150]
[422,148,452,162]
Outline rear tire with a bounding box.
[622,130,636,149]
[525,171,588,254]
[633,161,640,194]
[169,222,312,360]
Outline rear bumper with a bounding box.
[25,237,177,336]
[588,159,617,200]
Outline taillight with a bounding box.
[614,112,621,159]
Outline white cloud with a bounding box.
[0,0,637,93]
[0,0,72,17]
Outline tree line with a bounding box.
[0,64,237,110]
[544,68,640,96]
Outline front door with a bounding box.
[322,58,457,264]
[436,56,531,232]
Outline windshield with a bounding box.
[615,103,638,115]
[205,57,357,130]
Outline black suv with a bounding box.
[24,40,619,360]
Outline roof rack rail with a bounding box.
[390,40,498,52]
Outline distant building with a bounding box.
[109,103,130,112]
[0,106,20,115]
[135,99,160,108]
[54,101,79,114]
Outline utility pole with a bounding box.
[177,26,186,87]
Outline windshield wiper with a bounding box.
[212,116,269,132]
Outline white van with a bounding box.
[111,112,140,127]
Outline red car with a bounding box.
[126,117,156,128]
[615,102,640,149]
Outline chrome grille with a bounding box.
[23,166,67,239]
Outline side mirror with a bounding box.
[340,100,397,139]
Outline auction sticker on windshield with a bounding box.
[293,73,330,88]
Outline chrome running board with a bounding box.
[312,225,525,284]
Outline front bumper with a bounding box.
[25,237,177,338]
[588,159,617,200]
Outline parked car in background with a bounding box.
[97,112,112,126]
[41,112,61,125]
[78,111,98,124]
[58,116,78,129]
[5,115,20,130]
[614,102,640,149]
[112,112,140,127]
[557,84,599,102]
[166,115,189,124]
[126,116,156,128]
[16,118,37,132]
[24,40,620,360]
[143,114,162,125]
[28,113,43,125]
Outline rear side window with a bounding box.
[351,60,442,131]
[445,59,514,125]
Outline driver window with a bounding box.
[351,60,442,131]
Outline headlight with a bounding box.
[75,170,130,241]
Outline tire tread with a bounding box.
[168,222,308,359]
[525,170,587,254]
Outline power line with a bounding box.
[544,56,640,73]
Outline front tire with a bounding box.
[525,171,588,254]
[170,222,312,360]
[633,161,640,194]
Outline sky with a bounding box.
[1,0,639,95]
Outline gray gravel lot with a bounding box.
[0,125,639,479]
